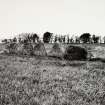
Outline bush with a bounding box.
[64,45,88,60]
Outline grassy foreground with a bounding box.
[0,54,105,105]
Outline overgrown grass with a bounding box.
[0,55,105,105]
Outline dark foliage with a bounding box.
[43,32,52,43]
[2,39,8,44]
[80,33,91,43]
[54,36,58,43]
[12,37,17,43]
[92,35,99,43]
[64,45,88,60]
[32,33,39,43]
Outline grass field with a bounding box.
[0,55,105,105]
[0,44,105,105]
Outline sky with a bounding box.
[0,0,105,40]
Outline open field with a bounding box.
[0,52,105,105]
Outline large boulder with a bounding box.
[48,43,65,58]
[16,43,34,56]
[33,42,47,56]
[64,45,88,60]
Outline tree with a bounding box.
[80,33,91,43]
[12,37,17,43]
[30,33,39,43]
[21,33,31,44]
[43,32,52,43]
[75,36,80,44]
[92,35,99,43]
[103,36,105,43]
[54,36,57,43]
[63,36,66,43]
[2,39,8,44]
[18,33,39,44]
[70,38,73,43]
[67,36,70,44]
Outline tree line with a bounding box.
[1,32,105,44]
[43,32,105,44]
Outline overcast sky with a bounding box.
[0,0,105,39]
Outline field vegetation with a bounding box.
[0,44,105,105]
[1,32,105,105]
